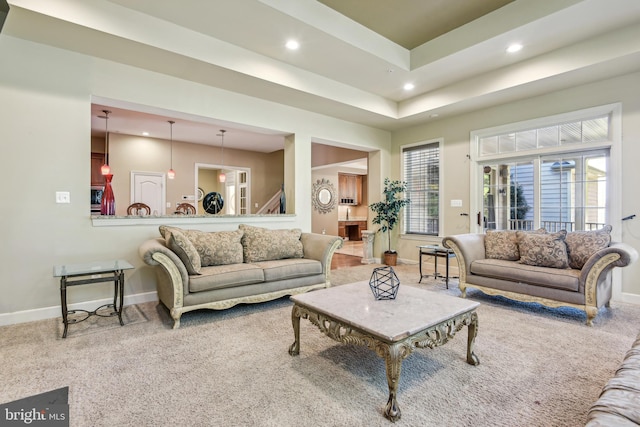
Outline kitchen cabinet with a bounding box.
[338,220,367,241]
[338,174,363,205]
[91,152,105,186]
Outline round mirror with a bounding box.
[318,188,331,204]
[312,178,337,214]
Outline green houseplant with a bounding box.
[369,178,410,265]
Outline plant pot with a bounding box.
[383,251,397,266]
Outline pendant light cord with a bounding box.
[219,129,226,167]
[103,110,110,165]
[169,120,174,169]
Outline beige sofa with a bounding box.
[443,227,638,325]
[139,224,342,328]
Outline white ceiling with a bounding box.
[5,0,640,151]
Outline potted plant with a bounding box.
[369,178,410,266]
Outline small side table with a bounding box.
[418,245,457,288]
[53,260,134,338]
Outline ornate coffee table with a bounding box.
[289,281,479,422]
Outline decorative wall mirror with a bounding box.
[312,178,337,214]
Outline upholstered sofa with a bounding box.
[442,227,638,325]
[586,330,640,425]
[139,224,342,328]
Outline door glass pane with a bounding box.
[584,156,607,228]
[482,161,533,231]
[540,159,574,232]
[509,162,534,230]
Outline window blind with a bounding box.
[403,142,439,235]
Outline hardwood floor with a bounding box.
[331,240,364,269]
[331,252,363,269]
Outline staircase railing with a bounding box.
[256,189,283,214]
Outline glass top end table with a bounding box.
[53,260,134,338]
[417,245,457,288]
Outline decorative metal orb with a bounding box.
[369,266,400,300]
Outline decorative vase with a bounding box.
[369,266,400,300]
[383,251,398,266]
[101,174,116,215]
[279,183,286,214]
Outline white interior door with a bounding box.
[131,171,165,215]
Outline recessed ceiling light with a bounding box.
[403,83,415,91]
[430,113,439,118]
[506,43,523,53]
[285,40,299,50]
[142,132,149,136]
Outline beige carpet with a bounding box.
[56,303,149,338]
[1,263,638,427]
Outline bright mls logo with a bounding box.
[1,387,69,426]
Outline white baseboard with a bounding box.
[0,291,158,327]
[614,291,640,305]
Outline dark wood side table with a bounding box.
[418,245,457,288]
[53,260,134,338]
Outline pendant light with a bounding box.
[218,129,226,183]
[167,120,176,179]
[100,110,111,175]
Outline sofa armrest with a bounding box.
[580,242,639,304]
[139,238,190,300]
[442,234,486,282]
[300,233,343,283]
[139,239,188,278]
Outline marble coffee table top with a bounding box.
[291,281,479,342]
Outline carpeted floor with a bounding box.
[1,263,638,426]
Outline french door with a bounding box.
[481,149,609,232]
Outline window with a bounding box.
[482,150,608,232]
[403,141,440,235]
[475,107,615,233]
[479,115,609,156]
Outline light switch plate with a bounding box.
[56,191,70,203]
[450,199,462,207]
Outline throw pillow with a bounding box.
[516,230,569,269]
[159,225,175,239]
[239,224,304,263]
[164,228,202,275]
[484,228,546,261]
[159,225,190,240]
[485,230,519,260]
[188,229,244,267]
[564,225,612,269]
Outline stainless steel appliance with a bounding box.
[91,186,103,214]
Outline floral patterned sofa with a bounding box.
[443,226,638,325]
[139,224,342,328]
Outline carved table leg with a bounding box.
[289,305,301,356]
[466,311,480,366]
[383,342,407,422]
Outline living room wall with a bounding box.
[390,71,640,303]
[0,35,391,324]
